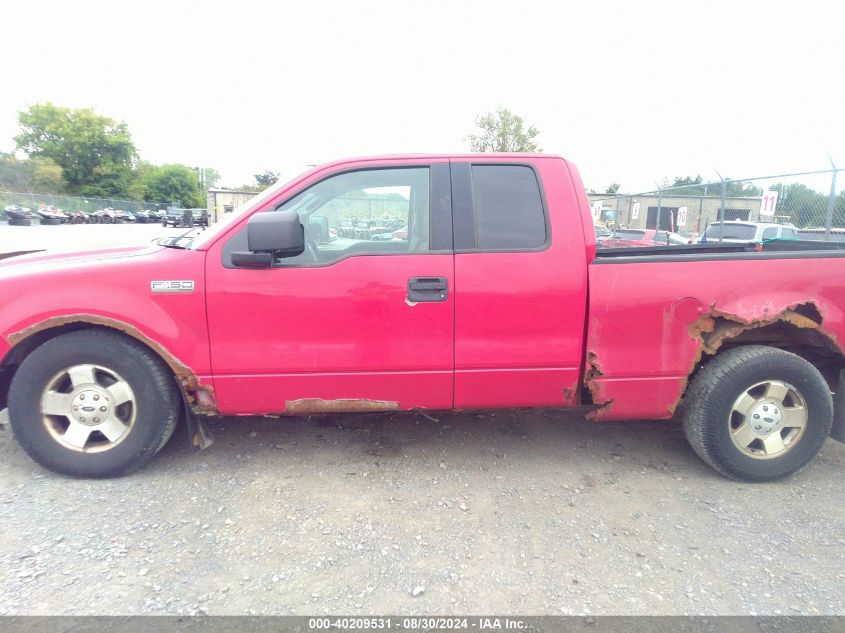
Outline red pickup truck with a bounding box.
[1,154,843,480]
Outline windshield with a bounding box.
[188,176,295,249]
[703,223,757,240]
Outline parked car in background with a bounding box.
[699,221,798,243]
[162,208,209,228]
[161,208,183,227]
[594,224,612,246]
[337,219,356,238]
[371,229,396,240]
[599,228,689,248]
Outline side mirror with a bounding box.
[247,211,305,256]
[232,211,305,268]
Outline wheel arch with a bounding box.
[679,306,845,442]
[687,308,845,390]
[0,316,217,416]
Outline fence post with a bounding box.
[696,189,705,238]
[615,193,620,230]
[825,168,837,241]
[718,179,727,243]
[656,187,663,243]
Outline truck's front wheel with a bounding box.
[8,330,180,477]
[682,345,832,481]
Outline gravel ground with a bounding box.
[1,407,843,616]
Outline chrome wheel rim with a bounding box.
[40,364,136,453]
[728,380,807,459]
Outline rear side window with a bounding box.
[471,165,546,249]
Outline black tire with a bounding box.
[682,345,832,481]
[8,330,180,478]
[8,218,31,226]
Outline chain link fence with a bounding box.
[589,168,845,244]
[0,190,168,220]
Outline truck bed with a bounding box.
[596,239,845,261]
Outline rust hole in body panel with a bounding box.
[584,351,614,419]
[672,301,841,415]
[285,398,400,415]
[583,301,842,421]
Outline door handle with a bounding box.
[407,277,448,302]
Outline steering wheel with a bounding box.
[301,232,321,263]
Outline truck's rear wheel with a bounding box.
[8,330,180,477]
[682,345,832,481]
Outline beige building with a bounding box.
[207,188,260,223]
[588,192,764,234]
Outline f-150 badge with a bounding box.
[151,280,195,293]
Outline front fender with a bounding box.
[0,247,214,410]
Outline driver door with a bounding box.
[204,161,454,415]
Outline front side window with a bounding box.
[273,168,430,265]
[471,165,546,250]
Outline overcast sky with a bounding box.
[2,0,843,193]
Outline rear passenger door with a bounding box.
[450,159,589,408]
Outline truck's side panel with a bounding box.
[452,156,590,408]
[586,256,845,420]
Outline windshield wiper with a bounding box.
[153,228,201,249]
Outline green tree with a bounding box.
[126,161,155,200]
[605,183,621,194]
[139,164,204,207]
[254,170,278,189]
[467,108,541,152]
[769,183,830,227]
[197,167,221,193]
[663,175,762,197]
[14,103,136,197]
[0,153,65,193]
